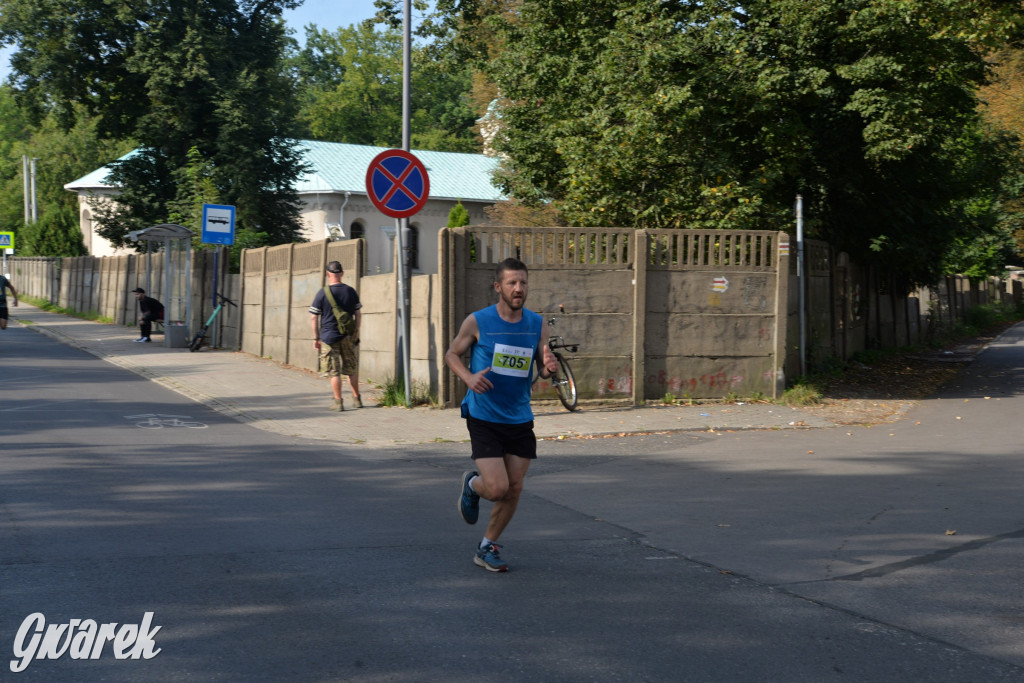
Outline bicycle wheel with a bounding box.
[552,353,578,411]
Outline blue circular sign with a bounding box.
[365,149,431,219]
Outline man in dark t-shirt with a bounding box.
[131,287,164,342]
[309,261,362,411]
[0,274,18,331]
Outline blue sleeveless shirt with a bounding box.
[462,305,543,424]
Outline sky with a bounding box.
[0,0,394,79]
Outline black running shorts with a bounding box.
[466,414,537,460]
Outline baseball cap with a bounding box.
[326,261,343,274]
[131,287,145,293]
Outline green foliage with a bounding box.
[20,203,86,257]
[475,0,1024,286]
[380,374,436,407]
[291,22,480,152]
[0,86,32,235]
[226,229,273,273]
[447,200,470,228]
[963,300,1022,331]
[0,87,134,250]
[19,295,112,323]
[1,0,308,251]
[780,382,822,407]
[167,147,220,239]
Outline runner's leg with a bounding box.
[479,454,531,543]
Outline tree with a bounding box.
[291,22,480,152]
[373,0,516,122]
[0,0,308,251]
[431,0,1023,286]
[20,203,86,257]
[0,85,33,236]
[979,47,1024,268]
[0,87,132,253]
[447,200,470,228]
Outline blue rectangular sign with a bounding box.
[202,204,236,245]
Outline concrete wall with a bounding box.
[441,227,790,405]
[642,229,786,400]
[240,239,364,368]
[796,242,1023,370]
[9,249,241,348]
[236,238,445,394]
[15,227,1024,404]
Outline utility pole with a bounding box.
[396,0,413,407]
[22,155,29,224]
[30,157,38,223]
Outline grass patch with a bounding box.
[780,382,822,407]
[20,295,113,324]
[379,375,438,408]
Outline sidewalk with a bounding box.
[13,302,845,447]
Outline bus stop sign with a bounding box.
[365,149,430,219]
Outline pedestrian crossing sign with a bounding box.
[0,232,13,249]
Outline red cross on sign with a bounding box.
[365,149,431,219]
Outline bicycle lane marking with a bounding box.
[125,413,209,429]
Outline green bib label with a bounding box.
[492,343,532,377]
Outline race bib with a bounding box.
[491,343,533,377]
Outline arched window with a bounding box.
[349,222,364,240]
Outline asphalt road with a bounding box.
[2,320,1023,681]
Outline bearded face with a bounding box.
[495,269,528,311]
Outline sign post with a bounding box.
[201,204,235,349]
[201,204,236,246]
[366,149,430,406]
[0,231,14,276]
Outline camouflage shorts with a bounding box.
[319,337,359,377]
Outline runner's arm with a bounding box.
[537,324,557,378]
[445,314,492,394]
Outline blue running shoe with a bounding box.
[458,470,480,524]
[474,543,508,572]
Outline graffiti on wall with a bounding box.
[743,276,769,312]
[597,366,634,396]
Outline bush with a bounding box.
[963,301,1019,330]
[380,375,436,407]
[780,382,821,407]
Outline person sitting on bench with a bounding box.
[131,287,164,343]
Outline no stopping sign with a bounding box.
[365,149,431,219]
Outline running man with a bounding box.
[444,257,559,572]
[0,273,18,330]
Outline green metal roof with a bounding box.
[65,140,505,203]
[296,140,503,202]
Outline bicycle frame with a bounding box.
[188,293,236,352]
[532,306,580,411]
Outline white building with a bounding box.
[64,139,505,274]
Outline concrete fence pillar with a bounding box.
[632,230,647,406]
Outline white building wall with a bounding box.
[73,189,496,274]
[296,193,493,275]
